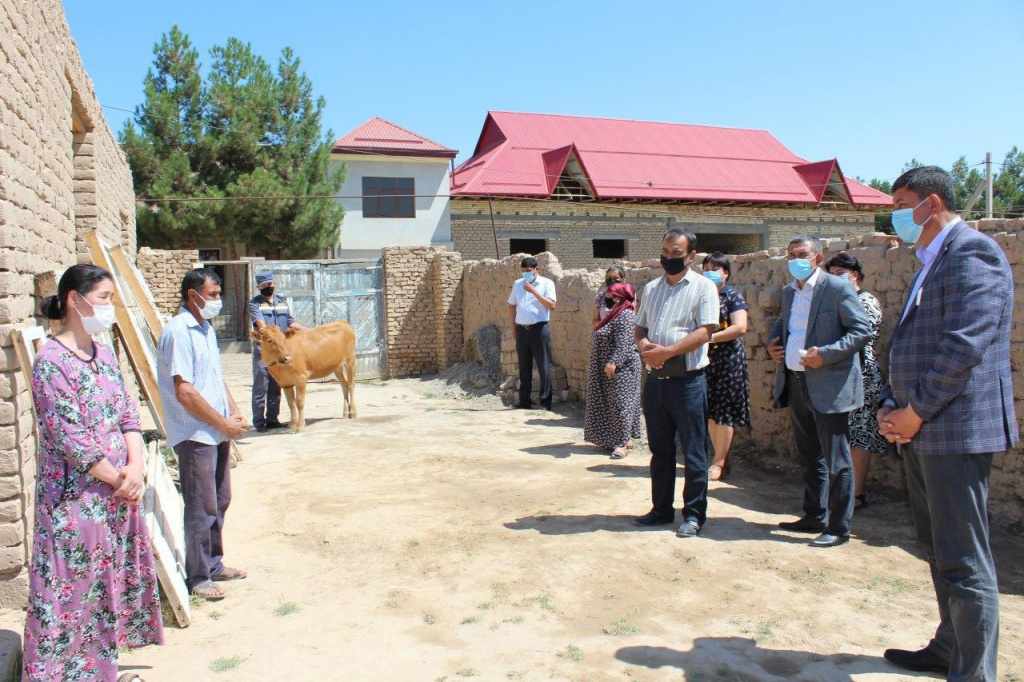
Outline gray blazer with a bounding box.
[880,221,1019,455]
[770,271,871,414]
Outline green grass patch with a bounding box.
[210,655,245,673]
[423,612,437,625]
[274,601,300,617]
[455,669,478,677]
[460,616,478,625]
[556,644,583,662]
[755,618,778,643]
[208,611,222,620]
[503,616,524,625]
[476,602,492,611]
[604,617,639,636]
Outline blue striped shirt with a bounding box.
[157,310,230,447]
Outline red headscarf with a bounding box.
[595,281,636,331]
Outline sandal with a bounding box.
[854,493,868,511]
[212,566,247,581]
[610,448,628,460]
[708,461,731,481]
[117,675,143,682]
[191,580,226,601]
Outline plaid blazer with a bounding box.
[770,272,871,414]
[880,221,1018,455]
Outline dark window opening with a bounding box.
[363,177,415,218]
[509,239,547,256]
[592,239,626,259]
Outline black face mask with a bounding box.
[660,255,688,276]
[260,287,274,297]
[604,297,617,309]
[605,277,621,287]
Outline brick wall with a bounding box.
[0,0,138,606]
[137,247,199,318]
[382,247,465,378]
[451,198,879,269]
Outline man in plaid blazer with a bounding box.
[879,166,1017,680]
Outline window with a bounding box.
[362,177,415,218]
[509,239,547,256]
[198,248,222,262]
[592,239,626,259]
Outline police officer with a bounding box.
[249,272,304,432]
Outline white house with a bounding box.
[330,117,458,259]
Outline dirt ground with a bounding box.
[4,352,1024,681]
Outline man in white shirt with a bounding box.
[507,256,557,409]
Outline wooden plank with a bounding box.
[12,326,47,435]
[143,438,191,627]
[108,244,165,340]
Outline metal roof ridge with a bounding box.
[486,109,774,134]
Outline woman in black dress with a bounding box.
[583,282,643,459]
[702,252,750,480]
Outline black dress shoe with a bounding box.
[883,647,950,674]
[265,420,287,429]
[633,512,674,527]
[514,403,533,410]
[778,517,826,533]
[809,533,849,548]
[255,425,268,433]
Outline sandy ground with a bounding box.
[3,352,1023,681]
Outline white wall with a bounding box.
[332,155,452,255]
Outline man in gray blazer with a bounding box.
[767,236,870,547]
[878,166,1016,680]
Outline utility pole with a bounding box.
[986,152,993,219]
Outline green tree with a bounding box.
[121,27,344,258]
[992,147,1024,217]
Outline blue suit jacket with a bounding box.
[880,221,1018,455]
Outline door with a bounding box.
[258,260,387,378]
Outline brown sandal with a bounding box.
[191,580,226,600]
[610,448,628,460]
[213,566,247,581]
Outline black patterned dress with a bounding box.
[584,309,643,450]
[849,290,889,453]
[706,285,751,427]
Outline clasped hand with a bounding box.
[114,462,144,506]
[639,340,672,369]
[877,405,923,445]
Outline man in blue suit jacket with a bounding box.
[879,166,1017,680]
[768,236,871,548]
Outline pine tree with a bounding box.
[121,27,345,257]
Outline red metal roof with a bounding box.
[451,111,891,206]
[333,117,457,159]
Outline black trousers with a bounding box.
[516,322,552,408]
[175,439,232,589]
[786,371,854,536]
[642,370,709,525]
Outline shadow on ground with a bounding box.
[616,637,909,681]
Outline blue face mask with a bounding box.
[521,272,535,283]
[891,198,931,244]
[703,270,723,286]
[788,258,814,281]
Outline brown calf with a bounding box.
[251,320,357,432]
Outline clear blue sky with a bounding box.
[64,0,1023,182]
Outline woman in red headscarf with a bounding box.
[584,281,643,459]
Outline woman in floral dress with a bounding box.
[584,282,643,459]
[24,264,163,682]
[592,264,626,327]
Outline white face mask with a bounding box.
[75,299,116,335]
[196,295,223,320]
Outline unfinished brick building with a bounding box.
[450,112,892,268]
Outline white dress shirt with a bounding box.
[900,216,960,323]
[508,276,556,325]
[785,267,821,372]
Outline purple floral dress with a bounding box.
[24,340,163,682]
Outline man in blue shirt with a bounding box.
[248,272,303,432]
[157,268,249,601]
[507,256,557,409]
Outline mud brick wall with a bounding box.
[137,247,199,318]
[0,0,140,605]
[382,247,465,378]
[450,197,879,269]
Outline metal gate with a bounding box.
[258,260,386,379]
